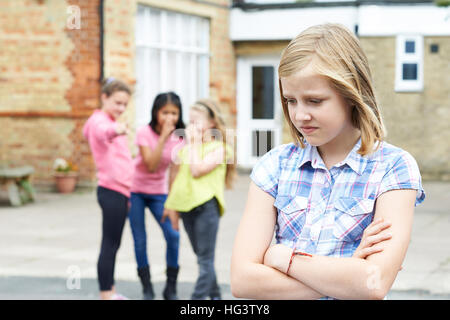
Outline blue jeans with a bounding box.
[128,193,179,269]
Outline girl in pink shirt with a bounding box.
[128,92,185,300]
[83,78,133,300]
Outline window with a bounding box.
[405,41,415,53]
[395,35,423,92]
[430,44,439,54]
[135,5,210,128]
[252,130,273,157]
[252,66,274,119]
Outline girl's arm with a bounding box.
[140,121,174,173]
[188,144,225,178]
[264,189,416,300]
[160,153,181,230]
[139,141,166,173]
[92,120,127,143]
[168,162,180,191]
[185,124,226,178]
[230,182,325,299]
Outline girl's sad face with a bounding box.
[281,62,358,151]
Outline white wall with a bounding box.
[358,5,450,36]
[230,6,357,40]
[230,4,450,40]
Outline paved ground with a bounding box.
[0,174,449,300]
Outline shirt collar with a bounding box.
[297,142,328,171]
[297,138,369,175]
[341,138,368,175]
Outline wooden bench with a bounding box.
[0,166,36,206]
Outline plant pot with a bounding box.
[54,172,78,193]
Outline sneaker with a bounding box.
[110,293,129,300]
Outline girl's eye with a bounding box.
[309,99,322,104]
[285,98,296,105]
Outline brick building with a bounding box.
[0,0,448,189]
[231,0,450,180]
[0,0,235,188]
[0,0,102,187]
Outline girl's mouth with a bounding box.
[301,126,318,135]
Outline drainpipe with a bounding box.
[99,0,104,81]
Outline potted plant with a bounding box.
[53,158,78,193]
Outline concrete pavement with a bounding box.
[0,174,449,300]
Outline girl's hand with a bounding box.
[160,119,175,141]
[263,243,293,273]
[115,122,128,135]
[161,208,180,231]
[185,124,202,144]
[353,218,392,259]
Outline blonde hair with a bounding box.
[191,99,236,189]
[278,23,386,156]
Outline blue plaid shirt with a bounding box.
[250,138,425,258]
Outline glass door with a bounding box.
[237,56,282,168]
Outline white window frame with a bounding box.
[395,35,423,92]
[135,5,210,128]
[236,55,283,168]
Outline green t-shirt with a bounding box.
[164,140,233,216]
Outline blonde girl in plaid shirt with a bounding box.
[231,23,425,300]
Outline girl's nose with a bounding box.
[294,107,311,122]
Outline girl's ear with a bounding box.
[100,93,108,104]
[208,118,217,130]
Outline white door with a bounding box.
[237,55,283,169]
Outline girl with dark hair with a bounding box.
[83,77,133,300]
[128,92,185,300]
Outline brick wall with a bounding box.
[65,0,102,185]
[208,0,236,127]
[0,0,73,113]
[102,0,136,154]
[0,0,101,187]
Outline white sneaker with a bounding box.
[110,293,129,300]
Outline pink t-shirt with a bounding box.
[83,110,133,198]
[131,125,185,195]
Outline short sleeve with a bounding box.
[135,126,151,147]
[249,145,284,199]
[377,151,425,206]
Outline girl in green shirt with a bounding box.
[162,98,236,300]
